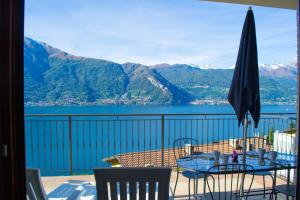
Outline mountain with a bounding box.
[24,38,297,106]
[152,63,297,105]
[25,38,129,104]
[153,64,232,101]
[259,63,297,80]
[122,63,192,104]
[24,38,191,105]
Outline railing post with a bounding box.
[161,114,165,167]
[68,115,73,175]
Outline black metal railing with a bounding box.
[24,113,296,176]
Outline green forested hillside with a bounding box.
[155,64,296,104]
[24,38,192,105]
[24,38,297,106]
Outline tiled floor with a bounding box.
[42,171,291,199]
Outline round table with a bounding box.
[176,152,297,199]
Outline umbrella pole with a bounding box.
[240,113,249,199]
[242,113,249,163]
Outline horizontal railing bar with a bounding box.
[25,112,296,117]
[25,120,69,122]
[25,118,293,123]
[165,117,292,120]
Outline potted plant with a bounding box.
[287,120,296,134]
[266,127,274,146]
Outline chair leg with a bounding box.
[173,172,179,195]
[269,191,273,200]
[188,178,191,200]
[269,175,274,200]
[211,176,215,193]
[195,178,198,196]
[193,179,196,198]
[270,187,274,200]
[263,175,266,198]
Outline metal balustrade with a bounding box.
[24,113,296,176]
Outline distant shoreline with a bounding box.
[24,101,296,107]
[24,104,296,116]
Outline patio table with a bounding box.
[176,152,297,199]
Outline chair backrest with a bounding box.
[26,168,48,200]
[247,137,268,150]
[93,167,171,200]
[173,138,199,160]
[205,164,254,200]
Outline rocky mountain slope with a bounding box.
[24,38,192,105]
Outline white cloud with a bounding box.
[25,0,297,68]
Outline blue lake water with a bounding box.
[24,105,296,175]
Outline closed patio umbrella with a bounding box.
[228,7,261,163]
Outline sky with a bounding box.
[25,0,297,68]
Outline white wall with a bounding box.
[273,131,296,182]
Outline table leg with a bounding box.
[195,173,199,199]
[287,168,290,200]
[200,174,207,200]
[272,169,277,200]
[240,172,246,198]
[203,174,206,194]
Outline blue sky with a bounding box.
[25,0,297,68]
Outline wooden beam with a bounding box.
[201,0,298,10]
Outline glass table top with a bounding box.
[177,152,297,173]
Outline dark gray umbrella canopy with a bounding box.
[228,9,260,128]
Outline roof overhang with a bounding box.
[201,0,298,10]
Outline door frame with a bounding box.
[0,0,25,199]
[0,0,299,199]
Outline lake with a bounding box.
[25,104,296,115]
[25,105,296,175]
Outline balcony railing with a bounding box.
[25,113,296,176]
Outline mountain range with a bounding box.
[24,37,297,106]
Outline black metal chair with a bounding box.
[239,136,274,198]
[173,138,205,199]
[272,184,296,200]
[204,164,255,200]
[271,166,296,200]
[93,167,172,200]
